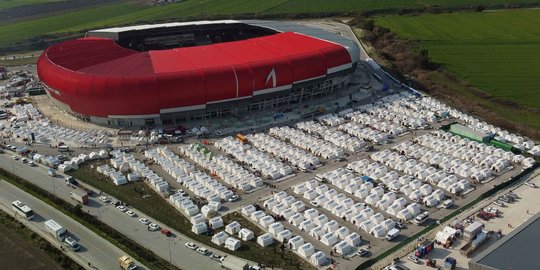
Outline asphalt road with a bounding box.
[0,153,225,270]
[0,180,146,270]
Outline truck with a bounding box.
[221,256,249,270]
[118,255,137,270]
[45,219,66,241]
[70,189,89,205]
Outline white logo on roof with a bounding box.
[265,67,277,88]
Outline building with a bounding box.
[37,20,360,127]
[469,212,540,270]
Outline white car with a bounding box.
[309,201,320,207]
[99,196,110,203]
[407,255,420,264]
[116,205,127,212]
[64,237,81,251]
[148,223,160,231]
[228,195,239,202]
[126,210,137,217]
[28,161,36,166]
[196,247,208,255]
[139,218,150,225]
[11,155,18,160]
[185,242,198,250]
[525,181,537,188]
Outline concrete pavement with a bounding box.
[0,180,147,270]
[0,152,227,270]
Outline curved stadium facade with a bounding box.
[37,20,360,126]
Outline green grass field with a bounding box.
[1,0,539,49]
[374,9,540,109]
[0,0,63,10]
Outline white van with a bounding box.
[58,145,69,152]
[442,199,454,209]
[386,228,400,241]
[413,211,430,225]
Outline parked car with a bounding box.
[126,210,136,217]
[116,205,127,212]
[227,195,239,202]
[139,218,150,225]
[493,200,505,207]
[309,201,321,207]
[99,196,110,203]
[185,242,198,250]
[196,247,209,255]
[210,254,224,262]
[505,192,519,199]
[64,237,81,251]
[407,255,420,264]
[525,181,537,188]
[148,223,160,231]
[357,249,369,257]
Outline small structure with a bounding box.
[298,243,315,258]
[276,229,292,243]
[310,251,329,267]
[289,235,305,251]
[191,222,208,235]
[211,231,227,245]
[225,237,242,251]
[238,228,255,241]
[209,217,224,229]
[257,233,274,247]
[225,221,241,235]
[333,240,353,255]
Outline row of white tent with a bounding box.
[145,147,232,203]
[268,126,345,160]
[215,137,292,180]
[296,121,367,152]
[370,150,473,196]
[345,111,409,137]
[246,133,320,171]
[337,122,389,145]
[12,103,41,121]
[110,150,169,193]
[178,145,263,191]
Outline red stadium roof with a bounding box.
[38,32,352,117]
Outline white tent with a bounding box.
[225,221,241,234]
[250,211,266,222]
[268,222,284,236]
[310,251,328,267]
[242,205,256,216]
[300,220,316,232]
[211,231,228,245]
[324,220,339,232]
[370,213,384,224]
[321,232,338,246]
[309,226,325,240]
[345,232,362,247]
[281,208,295,220]
[259,216,275,229]
[191,222,208,235]
[396,208,413,221]
[289,235,305,251]
[380,219,396,232]
[335,226,350,240]
[333,240,353,255]
[360,220,374,232]
[370,224,387,238]
[238,228,255,241]
[288,213,304,227]
[407,203,422,216]
[225,237,241,251]
[298,243,315,258]
[351,214,367,226]
[291,201,305,213]
[276,229,292,243]
[209,217,224,229]
[257,233,274,247]
[314,214,329,226]
[303,190,317,200]
[190,214,205,225]
[304,208,319,220]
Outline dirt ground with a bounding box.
[0,223,58,270]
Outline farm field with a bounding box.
[0,0,63,10]
[374,9,540,109]
[1,0,539,49]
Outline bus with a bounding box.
[236,133,248,144]
[12,200,34,220]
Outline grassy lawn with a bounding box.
[1,0,539,49]
[69,161,313,270]
[374,9,540,109]
[0,0,64,10]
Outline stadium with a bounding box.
[36,20,360,127]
